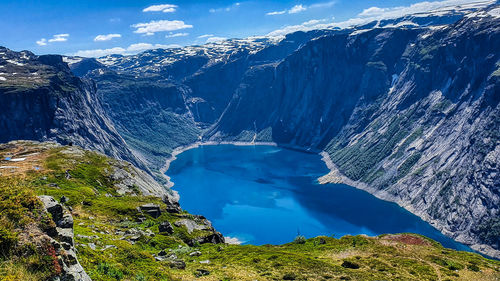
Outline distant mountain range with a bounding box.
[1,2,499,258]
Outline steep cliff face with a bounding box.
[2,4,497,258]
[206,9,500,257]
[208,28,420,146]
[76,32,324,171]
[0,48,143,170]
[88,70,201,171]
[325,12,500,257]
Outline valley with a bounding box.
[0,1,499,280]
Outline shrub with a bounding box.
[293,235,306,244]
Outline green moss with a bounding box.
[397,152,422,179]
[391,127,423,160]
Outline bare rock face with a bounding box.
[38,196,91,281]
[1,4,498,259]
[202,7,500,257]
[0,48,145,171]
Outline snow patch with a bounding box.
[63,57,83,65]
[0,76,6,81]
[488,7,500,18]
[391,74,399,87]
[6,59,25,66]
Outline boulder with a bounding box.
[169,260,186,269]
[38,196,91,281]
[138,203,162,218]
[195,269,210,277]
[58,214,74,228]
[189,232,225,246]
[158,221,174,234]
[39,195,63,222]
[189,251,201,257]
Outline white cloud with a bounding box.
[289,4,307,14]
[165,32,189,38]
[209,2,241,13]
[267,19,332,37]
[197,34,214,38]
[94,34,121,41]
[74,47,127,57]
[309,1,337,9]
[37,34,69,45]
[143,4,178,13]
[267,0,492,38]
[36,38,47,46]
[74,43,180,57]
[267,2,333,16]
[357,0,490,18]
[266,10,286,16]
[358,7,386,17]
[48,34,69,43]
[206,36,227,43]
[132,20,193,35]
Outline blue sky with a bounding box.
[0,0,489,57]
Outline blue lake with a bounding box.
[168,144,472,251]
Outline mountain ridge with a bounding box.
[1,3,499,259]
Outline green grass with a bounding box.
[1,142,500,281]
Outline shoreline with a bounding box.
[160,141,277,188]
[159,142,499,259]
[318,151,500,260]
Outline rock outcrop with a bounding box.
[38,195,91,281]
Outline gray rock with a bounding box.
[58,214,74,228]
[60,196,69,204]
[189,251,201,257]
[169,260,186,269]
[39,195,63,222]
[158,221,174,234]
[38,196,91,281]
[138,204,162,218]
[174,219,209,234]
[195,269,210,277]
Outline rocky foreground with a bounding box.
[0,141,499,280]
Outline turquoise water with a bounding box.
[168,144,472,251]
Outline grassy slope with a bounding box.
[0,142,499,281]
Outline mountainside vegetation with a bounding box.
[0,142,499,280]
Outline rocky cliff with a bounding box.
[0,3,498,259]
[0,48,144,171]
[206,7,500,257]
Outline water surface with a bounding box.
[168,145,471,251]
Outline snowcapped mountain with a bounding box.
[2,2,499,258]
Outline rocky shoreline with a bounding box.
[160,142,500,259]
[318,152,500,260]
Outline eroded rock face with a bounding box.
[203,8,500,257]
[1,4,498,259]
[0,49,144,172]
[38,196,91,281]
